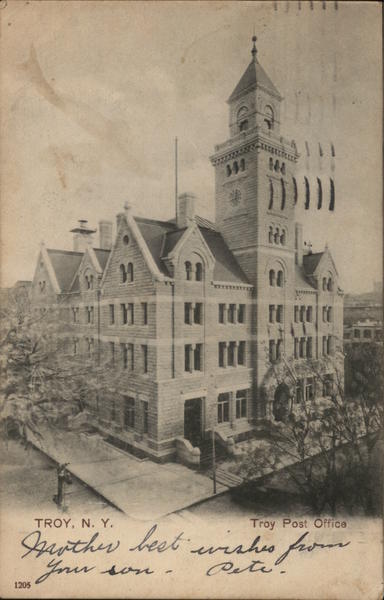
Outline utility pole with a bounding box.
[212,427,217,494]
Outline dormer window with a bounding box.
[39,280,46,293]
[185,261,192,281]
[195,262,203,281]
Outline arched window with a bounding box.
[127,262,134,283]
[185,261,192,281]
[280,230,286,245]
[85,275,89,289]
[317,177,322,209]
[274,228,280,244]
[268,180,274,209]
[331,142,335,157]
[329,178,335,211]
[264,105,274,130]
[269,157,274,171]
[281,179,286,210]
[89,275,94,290]
[233,161,239,174]
[274,160,280,172]
[293,177,298,205]
[322,277,327,291]
[304,176,310,209]
[327,277,333,292]
[226,164,231,177]
[268,226,274,244]
[195,262,203,281]
[281,162,286,175]
[120,264,127,283]
[269,270,276,286]
[240,158,245,171]
[237,106,249,132]
[277,270,284,287]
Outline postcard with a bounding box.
[0,1,382,598]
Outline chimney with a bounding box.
[99,220,113,250]
[70,220,96,252]
[177,193,196,229]
[295,223,303,266]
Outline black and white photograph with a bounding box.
[0,1,382,598]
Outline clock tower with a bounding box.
[210,37,300,416]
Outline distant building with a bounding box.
[30,39,343,464]
[344,319,383,345]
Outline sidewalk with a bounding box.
[27,428,228,520]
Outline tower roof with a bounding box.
[228,38,281,102]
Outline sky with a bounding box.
[1,0,382,293]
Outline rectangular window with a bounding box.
[194,303,203,324]
[238,304,246,323]
[109,341,115,366]
[73,339,78,356]
[142,302,148,325]
[142,345,148,374]
[121,344,128,369]
[354,329,360,338]
[72,308,78,323]
[110,400,116,422]
[296,380,303,403]
[269,305,275,323]
[185,344,192,372]
[294,337,299,359]
[142,401,149,434]
[128,343,134,370]
[238,341,246,366]
[227,341,236,366]
[121,304,128,325]
[305,377,314,402]
[217,393,230,424]
[184,302,192,324]
[109,304,115,325]
[87,338,94,356]
[269,340,276,363]
[306,337,313,358]
[294,306,299,323]
[323,336,327,355]
[363,329,372,339]
[306,306,312,322]
[276,305,283,323]
[276,339,283,359]
[218,342,226,367]
[328,307,333,322]
[323,306,327,322]
[228,304,236,323]
[323,374,334,397]
[236,389,247,419]
[128,303,134,325]
[299,337,306,358]
[218,303,225,324]
[300,306,305,323]
[123,396,135,429]
[194,344,202,371]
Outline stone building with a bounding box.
[30,39,343,463]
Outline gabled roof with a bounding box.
[199,227,249,284]
[294,265,316,291]
[46,249,83,293]
[228,58,281,103]
[303,252,324,276]
[135,217,177,276]
[93,248,111,271]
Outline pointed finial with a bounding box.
[124,201,131,213]
[251,35,257,60]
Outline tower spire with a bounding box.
[251,35,257,61]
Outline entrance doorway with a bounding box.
[184,398,202,446]
[273,384,291,422]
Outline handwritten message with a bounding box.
[20,522,351,585]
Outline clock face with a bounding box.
[230,188,241,207]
